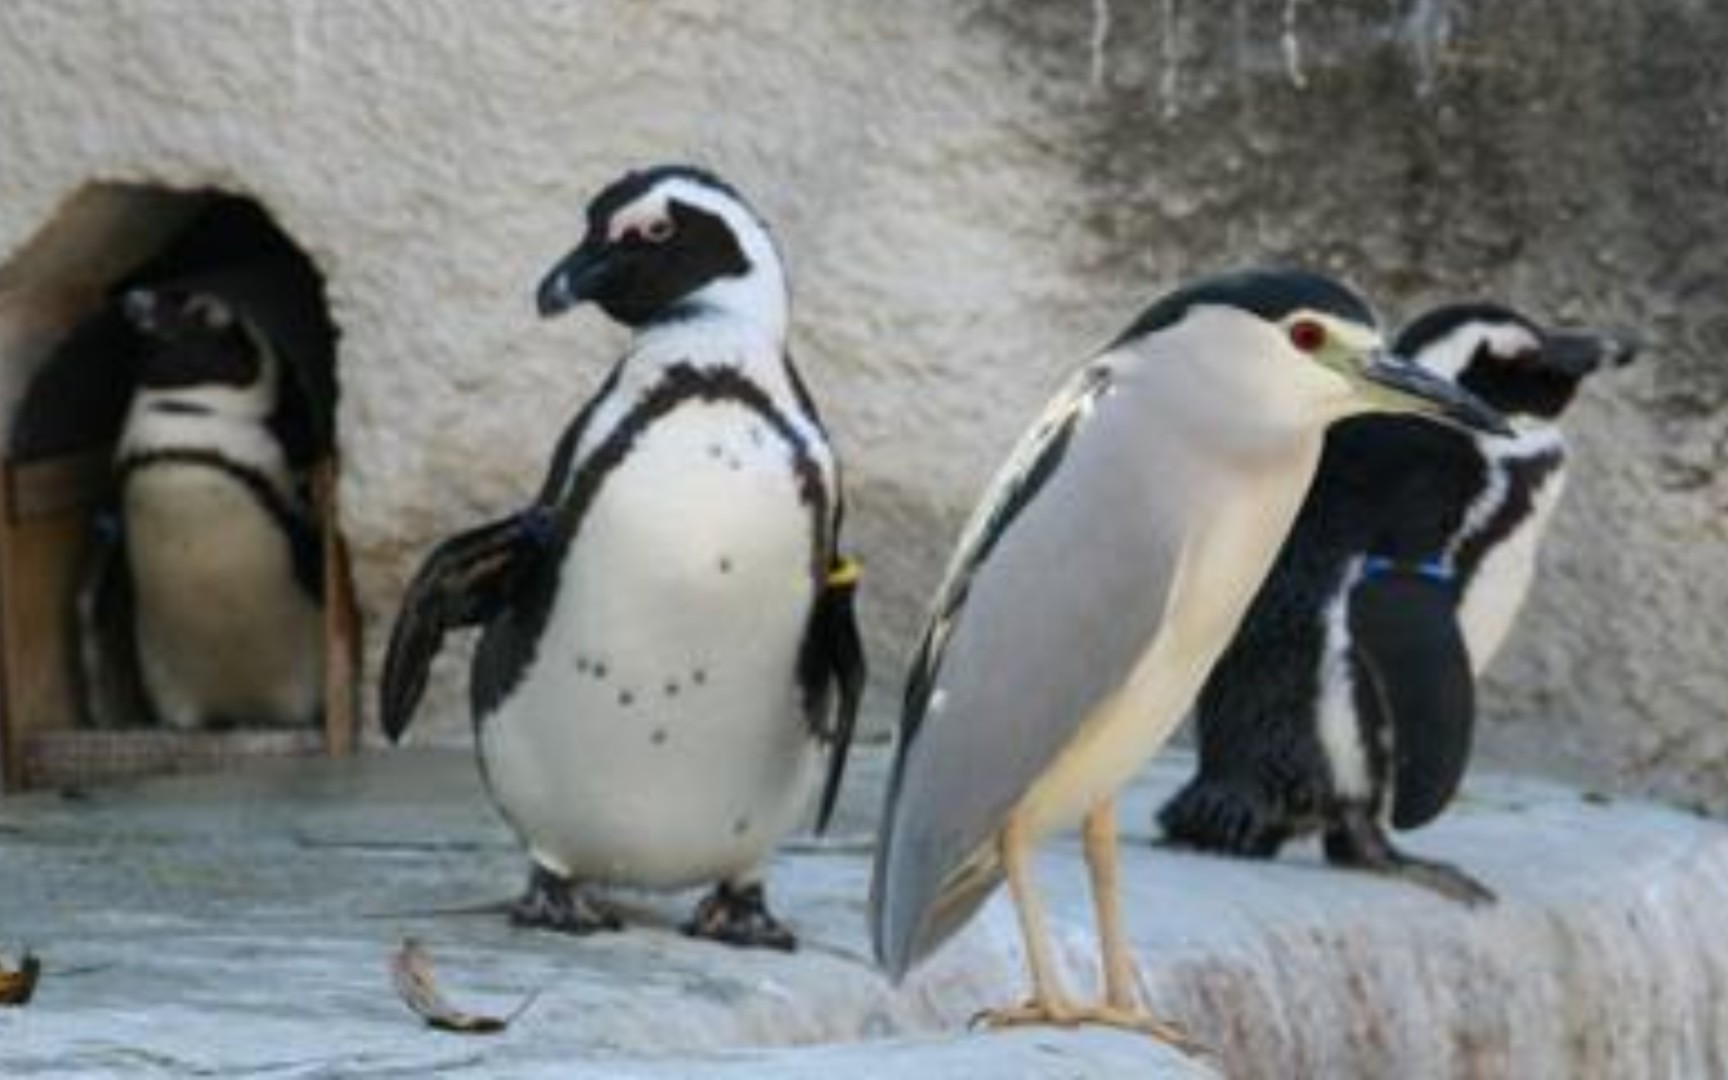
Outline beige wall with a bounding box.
[1,1,1723,807]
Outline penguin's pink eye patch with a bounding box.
[1288,318,1328,353]
[611,215,675,245]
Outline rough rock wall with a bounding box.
[0,1,1721,805]
[968,0,1728,805]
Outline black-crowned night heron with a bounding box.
[869,268,1509,1043]
[381,165,863,949]
[1159,302,1637,905]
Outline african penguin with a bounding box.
[114,285,325,731]
[381,165,864,949]
[1159,302,1637,903]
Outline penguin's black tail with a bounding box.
[1156,777,1291,859]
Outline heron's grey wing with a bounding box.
[872,362,1184,978]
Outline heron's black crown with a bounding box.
[1112,267,1377,349]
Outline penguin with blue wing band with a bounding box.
[381,166,863,949]
[1160,303,1637,903]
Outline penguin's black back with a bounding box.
[1162,416,1492,852]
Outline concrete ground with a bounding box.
[2,743,1727,1078]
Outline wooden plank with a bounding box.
[315,458,361,758]
[7,447,114,522]
[0,495,16,794]
[1,453,358,791]
[4,516,89,739]
[22,728,324,790]
[0,506,90,792]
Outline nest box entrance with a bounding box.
[0,184,360,793]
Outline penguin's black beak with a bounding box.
[537,241,615,318]
[1363,352,1514,436]
[1540,328,1642,377]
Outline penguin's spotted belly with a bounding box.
[480,400,821,889]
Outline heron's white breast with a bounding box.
[1015,438,1325,837]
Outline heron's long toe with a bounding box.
[681,881,797,951]
[1072,1004,1202,1052]
[971,999,1203,1053]
[969,996,1076,1031]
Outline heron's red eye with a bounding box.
[1288,319,1327,353]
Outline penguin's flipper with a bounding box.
[803,556,866,834]
[74,510,154,728]
[286,503,325,602]
[1347,571,1475,831]
[381,509,555,743]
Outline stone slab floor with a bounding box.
[3,738,1728,1078]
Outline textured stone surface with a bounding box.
[4,748,1728,1077]
[0,1,1723,806]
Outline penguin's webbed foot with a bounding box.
[1324,814,1496,907]
[1156,777,1291,858]
[681,881,796,951]
[510,865,623,934]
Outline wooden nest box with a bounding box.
[0,184,360,793]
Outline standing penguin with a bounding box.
[1159,303,1637,902]
[381,166,863,949]
[871,269,1506,1041]
[111,284,325,730]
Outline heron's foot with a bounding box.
[1324,815,1497,907]
[682,881,796,951]
[971,998,1202,1053]
[509,865,622,934]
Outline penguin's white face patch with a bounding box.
[606,193,676,245]
[588,176,788,333]
[602,179,766,258]
[1416,321,1540,381]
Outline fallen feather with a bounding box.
[390,938,536,1035]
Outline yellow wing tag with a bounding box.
[827,557,862,590]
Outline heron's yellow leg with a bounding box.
[1082,797,1140,1009]
[972,804,1201,1053]
[971,811,1077,1027]
[1075,797,1202,1051]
